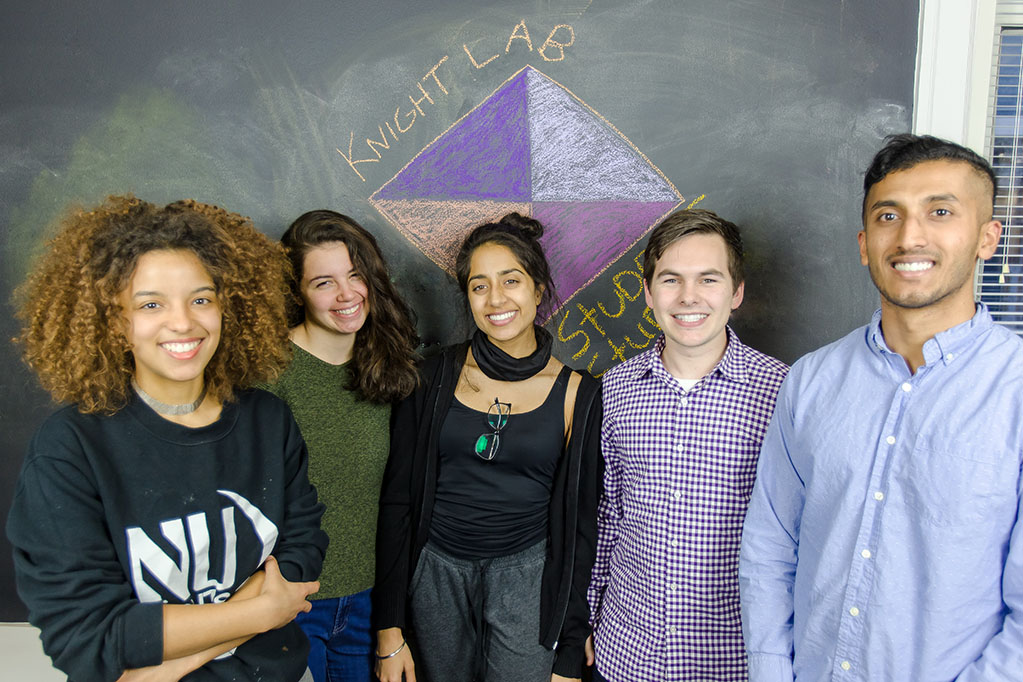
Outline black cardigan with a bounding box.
[373,343,603,678]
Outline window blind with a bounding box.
[979,2,1023,335]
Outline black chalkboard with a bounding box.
[0,0,918,621]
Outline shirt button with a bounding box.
[901,382,912,392]
[885,435,896,445]
[670,538,679,547]
[861,549,872,559]
[874,491,885,501]
[680,397,688,407]
[672,490,682,500]
[668,583,677,592]
[946,353,955,361]
[849,606,860,616]
[667,625,677,633]
[841,660,852,671]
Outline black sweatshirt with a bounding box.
[373,344,603,678]
[6,389,328,682]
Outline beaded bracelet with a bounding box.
[376,639,407,660]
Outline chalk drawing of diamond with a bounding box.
[370,65,683,316]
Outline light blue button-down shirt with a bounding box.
[738,305,1023,681]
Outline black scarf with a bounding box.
[470,326,553,381]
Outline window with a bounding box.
[979,6,1023,336]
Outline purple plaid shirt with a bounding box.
[589,329,788,682]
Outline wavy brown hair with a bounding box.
[281,210,419,403]
[13,195,292,414]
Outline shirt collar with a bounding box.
[867,303,995,367]
[629,327,750,386]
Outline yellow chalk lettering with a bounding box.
[506,20,533,53]
[384,120,399,142]
[605,337,627,363]
[366,125,391,159]
[394,105,416,134]
[597,290,626,319]
[557,309,591,360]
[635,320,657,339]
[576,303,606,335]
[643,306,660,330]
[336,131,377,182]
[624,335,650,350]
[587,352,601,375]
[539,24,574,62]
[686,194,706,209]
[614,269,644,302]
[463,43,499,70]
[423,56,450,94]
[409,82,433,116]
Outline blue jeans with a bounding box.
[295,589,374,682]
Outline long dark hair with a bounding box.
[281,210,419,403]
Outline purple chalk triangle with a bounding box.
[534,200,681,309]
[374,69,532,201]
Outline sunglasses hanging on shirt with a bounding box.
[474,398,511,461]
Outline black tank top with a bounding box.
[430,365,572,559]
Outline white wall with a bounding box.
[0,624,66,681]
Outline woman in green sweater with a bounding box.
[264,210,419,682]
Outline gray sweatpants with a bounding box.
[408,540,555,682]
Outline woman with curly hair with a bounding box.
[6,196,328,682]
[375,213,602,682]
[262,209,419,682]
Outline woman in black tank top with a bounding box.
[375,213,603,682]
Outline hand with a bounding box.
[585,633,594,666]
[256,555,319,631]
[551,675,580,682]
[376,627,416,682]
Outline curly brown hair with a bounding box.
[13,195,293,414]
[281,210,419,403]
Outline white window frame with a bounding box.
[914,0,997,149]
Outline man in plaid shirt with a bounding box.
[587,209,788,681]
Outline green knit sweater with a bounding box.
[262,343,390,598]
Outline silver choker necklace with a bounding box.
[131,380,208,416]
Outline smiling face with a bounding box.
[467,242,543,357]
[300,241,370,338]
[644,232,744,377]
[120,249,221,401]
[859,159,1001,321]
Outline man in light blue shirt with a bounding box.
[738,134,1023,681]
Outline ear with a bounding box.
[731,281,745,311]
[857,229,869,267]
[976,219,1002,261]
[643,279,653,310]
[534,283,545,305]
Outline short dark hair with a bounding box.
[862,134,998,217]
[454,212,556,316]
[642,208,744,290]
